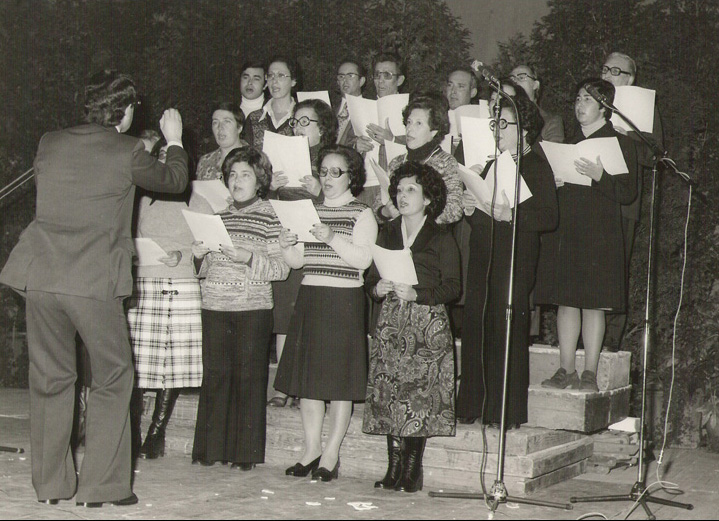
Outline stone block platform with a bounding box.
[143,393,592,496]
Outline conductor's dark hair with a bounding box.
[576,78,615,121]
[316,144,366,197]
[221,147,273,199]
[83,70,137,127]
[389,161,447,221]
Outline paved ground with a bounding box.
[1,388,717,520]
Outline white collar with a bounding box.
[259,98,295,128]
[323,189,354,208]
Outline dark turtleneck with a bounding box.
[407,140,440,163]
[232,195,259,210]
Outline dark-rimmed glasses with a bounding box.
[318,167,347,178]
[373,71,400,81]
[489,119,518,131]
[510,72,536,82]
[337,73,360,81]
[601,65,631,77]
[288,116,318,128]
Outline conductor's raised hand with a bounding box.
[160,108,183,143]
[278,228,298,248]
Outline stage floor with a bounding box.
[1,387,716,520]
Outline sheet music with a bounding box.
[182,210,233,252]
[460,117,498,169]
[191,180,231,213]
[262,132,313,187]
[269,199,322,243]
[611,85,655,134]
[297,90,332,106]
[540,137,629,186]
[370,244,418,286]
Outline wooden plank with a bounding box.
[529,344,631,391]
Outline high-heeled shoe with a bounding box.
[267,395,289,407]
[285,455,321,477]
[312,458,340,482]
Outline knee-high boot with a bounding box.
[139,389,181,459]
[395,436,426,493]
[374,435,402,489]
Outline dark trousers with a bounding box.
[192,308,272,464]
[26,290,133,503]
[605,217,637,350]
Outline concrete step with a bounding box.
[526,385,631,433]
[529,345,631,391]
[141,393,592,495]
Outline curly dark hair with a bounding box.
[221,147,273,199]
[83,70,137,126]
[498,89,545,146]
[575,78,615,121]
[402,94,451,146]
[316,144,366,197]
[389,161,447,220]
[293,99,338,148]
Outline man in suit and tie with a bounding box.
[335,58,366,148]
[509,64,565,144]
[0,70,188,507]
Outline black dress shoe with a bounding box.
[458,417,477,424]
[77,493,139,508]
[312,459,340,482]
[231,462,256,471]
[285,455,321,477]
[38,499,60,505]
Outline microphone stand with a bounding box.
[430,79,571,515]
[569,98,694,517]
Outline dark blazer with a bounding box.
[0,123,188,301]
[366,217,460,307]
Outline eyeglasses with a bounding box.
[337,73,360,81]
[601,65,631,77]
[288,116,318,128]
[489,119,518,131]
[373,71,400,81]
[266,72,291,82]
[510,72,536,82]
[318,167,347,178]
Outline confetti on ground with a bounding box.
[347,501,378,511]
[306,501,322,506]
[261,496,268,500]
[261,489,275,495]
[324,497,335,501]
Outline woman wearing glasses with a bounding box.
[274,144,377,482]
[244,56,299,151]
[535,78,637,392]
[266,98,339,408]
[363,161,460,493]
[374,94,463,226]
[456,92,558,428]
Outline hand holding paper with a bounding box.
[269,199,322,243]
[134,238,168,266]
[371,245,418,286]
[262,132,312,187]
[182,210,233,252]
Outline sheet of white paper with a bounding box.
[440,134,452,154]
[460,117,497,169]
[297,90,332,106]
[453,103,490,136]
[262,132,312,187]
[369,159,391,205]
[182,210,233,252]
[377,93,409,136]
[457,163,493,212]
[611,85,655,134]
[384,139,407,166]
[371,245,418,286]
[346,94,378,137]
[363,146,381,187]
[134,238,167,266]
[191,180,232,213]
[269,199,322,243]
[540,138,628,186]
[485,151,532,208]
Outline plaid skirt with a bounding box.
[126,278,203,388]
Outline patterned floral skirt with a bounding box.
[363,294,456,437]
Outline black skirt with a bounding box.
[274,285,367,401]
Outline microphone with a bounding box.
[470,60,500,86]
[586,84,616,112]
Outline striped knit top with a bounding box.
[281,190,378,288]
[194,198,290,311]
